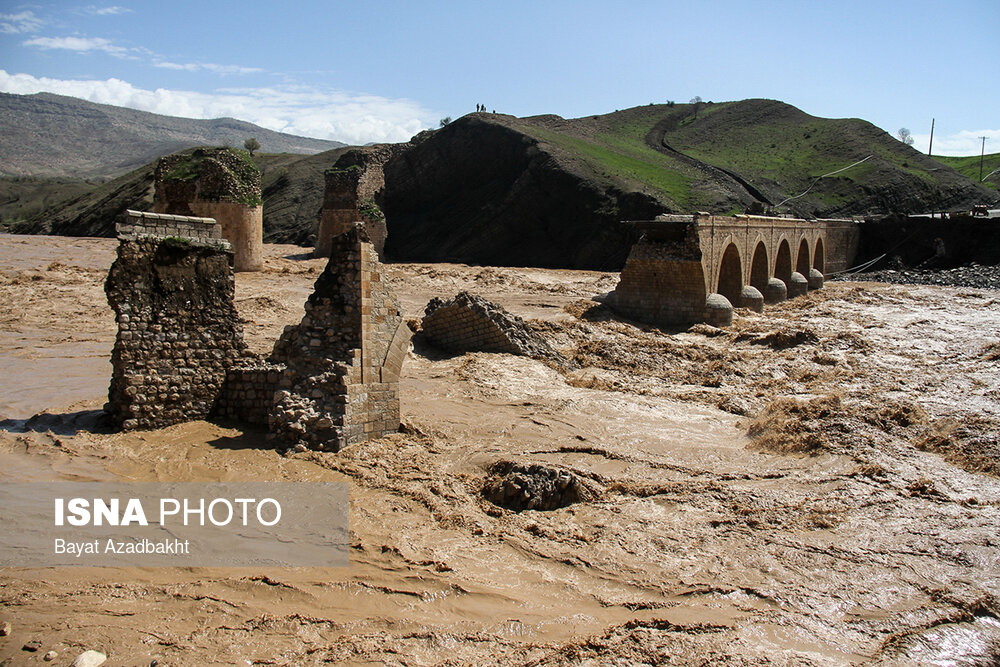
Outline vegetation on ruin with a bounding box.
[162,147,263,207]
[323,164,362,176]
[358,199,384,225]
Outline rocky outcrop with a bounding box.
[382,116,659,270]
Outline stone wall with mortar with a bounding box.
[105,234,250,430]
[215,361,289,425]
[183,201,263,272]
[106,216,407,445]
[608,218,708,327]
[270,224,410,451]
[117,210,222,243]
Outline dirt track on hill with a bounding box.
[1,234,999,665]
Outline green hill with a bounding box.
[935,153,1000,191]
[501,99,993,217]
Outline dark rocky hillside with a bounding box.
[382,118,660,269]
[0,92,343,180]
[11,147,352,242]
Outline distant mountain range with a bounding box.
[0,92,344,179]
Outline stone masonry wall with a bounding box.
[184,201,263,272]
[314,145,409,259]
[269,224,410,451]
[106,215,407,446]
[421,291,569,366]
[154,148,263,272]
[215,361,288,425]
[609,219,708,327]
[105,234,249,430]
[610,213,858,327]
[118,210,222,243]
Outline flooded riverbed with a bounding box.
[1,234,998,665]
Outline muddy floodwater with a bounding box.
[1,233,999,665]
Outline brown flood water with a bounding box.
[1,233,999,665]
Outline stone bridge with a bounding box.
[609,213,859,327]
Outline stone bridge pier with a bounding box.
[609,213,859,327]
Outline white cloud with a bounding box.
[86,6,132,15]
[0,10,43,33]
[912,129,1000,157]
[154,61,264,75]
[23,35,131,58]
[0,70,436,145]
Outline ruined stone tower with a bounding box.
[106,213,408,450]
[314,145,408,259]
[105,211,250,430]
[154,147,263,272]
[270,223,411,450]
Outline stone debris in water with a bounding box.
[483,461,592,511]
[422,291,570,366]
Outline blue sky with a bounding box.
[0,0,997,154]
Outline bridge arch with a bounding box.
[814,237,825,273]
[796,238,811,275]
[717,243,743,306]
[775,238,792,284]
[749,242,769,293]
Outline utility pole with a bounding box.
[928,118,935,156]
[980,136,987,181]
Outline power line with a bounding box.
[774,155,874,210]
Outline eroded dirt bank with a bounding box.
[1,234,999,666]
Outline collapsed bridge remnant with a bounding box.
[314,145,408,259]
[421,291,570,367]
[106,211,408,451]
[154,147,264,272]
[609,213,858,327]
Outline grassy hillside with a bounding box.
[256,147,352,244]
[7,99,996,262]
[496,100,993,218]
[0,176,96,227]
[935,153,1000,191]
[507,110,703,211]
